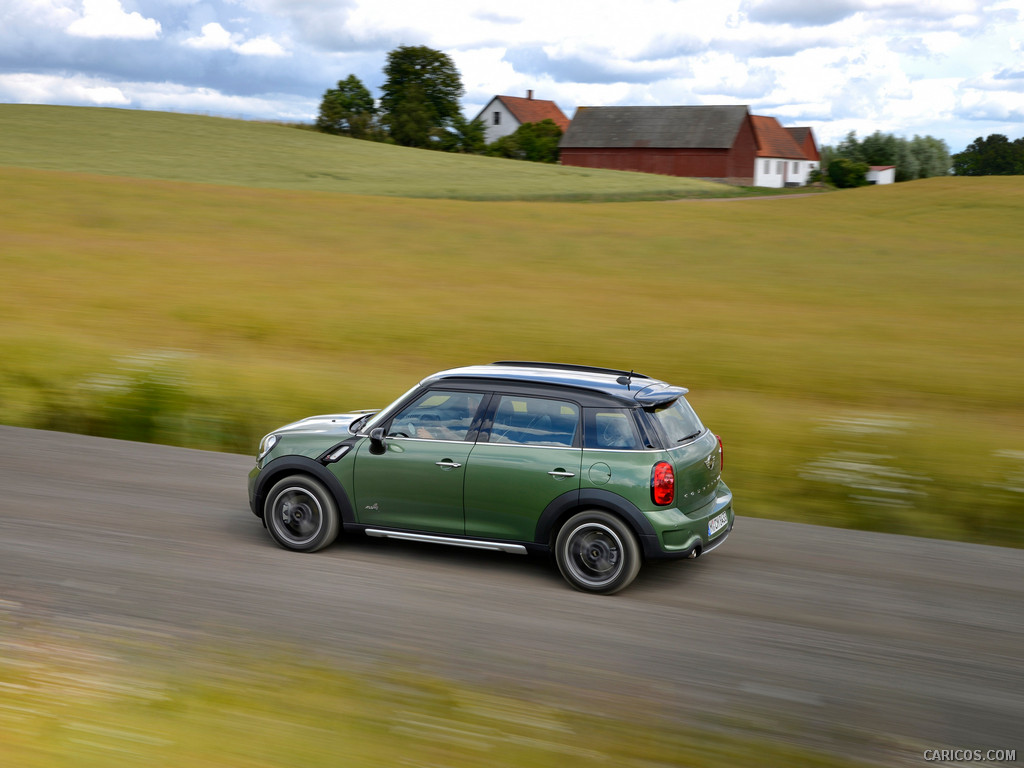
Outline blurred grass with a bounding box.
[0,105,768,201]
[0,621,875,768]
[0,106,1022,547]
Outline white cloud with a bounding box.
[0,72,130,106]
[0,71,315,121]
[66,0,161,40]
[183,21,288,56]
[1,0,1021,150]
[235,36,288,57]
[183,22,234,51]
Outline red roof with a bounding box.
[786,126,820,161]
[495,95,570,132]
[751,115,807,159]
[869,166,895,171]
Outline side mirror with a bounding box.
[369,427,387,455]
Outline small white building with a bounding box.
[867,166,896,184]
[474,91,570,145]
[751,115,819,188]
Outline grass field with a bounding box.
[0,619,874,768]
[0,106,1022,550]
[1,105,1022,767]
[0,104,769,201]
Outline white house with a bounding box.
[474,91,570,145]
[751,115,819,188]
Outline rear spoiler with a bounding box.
[635,385,688,407]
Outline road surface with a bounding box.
[0,425,1020,764]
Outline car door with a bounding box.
[353,390,485,535]
[463,393,582,541]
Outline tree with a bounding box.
[834,131,865,163]
[434,114,486,154]
[386,84,434,148]
[951,134,1024,176]
[316,75,376,138]
[860,130,898,167]
[828,157,869,188]
[485,119,564,163]
[911,135,952,178]
[822,130,950,182]
[380,45,464,148]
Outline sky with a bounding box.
[1,0,1022,152]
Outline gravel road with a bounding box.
[1,425,1020,764]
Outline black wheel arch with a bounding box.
[252,456,356,525]
[535,488,661,557]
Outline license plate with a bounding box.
[708,512,728,537]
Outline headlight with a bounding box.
[257,433,279,460]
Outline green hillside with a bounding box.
[0,104,758,200]
[0,105,1021,547]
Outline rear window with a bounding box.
[649,398,704,445]
[584,409,642,450]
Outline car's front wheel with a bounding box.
[555,510,641,594]
[264,474,340,552]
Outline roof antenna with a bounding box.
[616,370,635,390]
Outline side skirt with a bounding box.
[364,529,529,555]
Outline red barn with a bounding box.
[559,105,758,185]
[559,105,820,187]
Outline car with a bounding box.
[248,362,733,594]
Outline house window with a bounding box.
[493,111,501,126]
[792,162,798,173]
[777,161,783,174]
[763,160,769,174]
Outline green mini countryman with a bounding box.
[248,362,733,594]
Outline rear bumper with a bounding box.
[641,484,734,559]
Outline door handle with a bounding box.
[548,469,576,478]
[436,460,462,469]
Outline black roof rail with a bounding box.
[490,361,652,379]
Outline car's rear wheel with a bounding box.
[264,474,340,552]
[555,510,641,594]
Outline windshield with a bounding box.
[649,398,705,444]
[359,384,422,434]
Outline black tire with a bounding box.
[263,474,340,553]
[555,510,641,594]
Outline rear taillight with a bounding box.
[651,461,675,506]
[716,435,724,471]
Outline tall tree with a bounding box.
[822,130,950,182]
[387,84,434,148]
[860,130,898,167]
[380,45,465,148]
[952,134,1024,176]
[911,135,952,178]
[316,75,376,138]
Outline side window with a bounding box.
[488,396,579,447]
[388,390,484,442]
[493,111,501,125]
[585,410,642,450]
